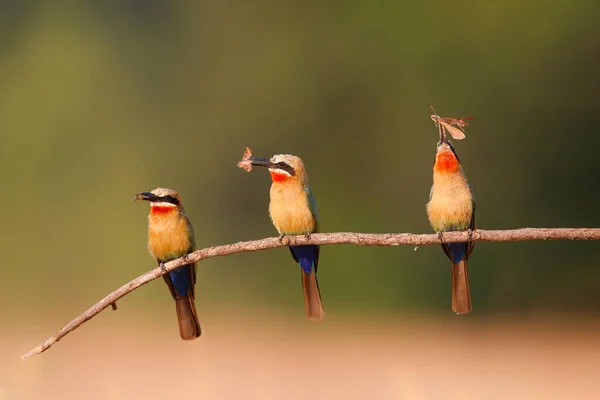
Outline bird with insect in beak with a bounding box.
[246,152,325,321]
[133,188,201,339]
[426,119,475,314]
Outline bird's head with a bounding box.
[250,153,308,184]
[434,133,461,174]
[133,187,184,215]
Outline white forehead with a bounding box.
[270,154,296,164]
[150,187,176,197]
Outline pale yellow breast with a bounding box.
[427,172,473,232]
[148,213,194,261]
[269,183,315,234]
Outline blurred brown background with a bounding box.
[1,1,600,398]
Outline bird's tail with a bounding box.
[301,270,325,321]
[175,295,201,340]
[451,258,472,314]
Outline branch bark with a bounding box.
[21,228,600,360]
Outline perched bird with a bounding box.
[426,127,475,314]
[134,188,201,339]
[249,154,324,321]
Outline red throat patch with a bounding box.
[269,171,290,183]
[150,206,176,215]
[435,150,460,173]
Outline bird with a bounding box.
[426,126,475,314]
[134,187,201,339]
[249,153,325,321]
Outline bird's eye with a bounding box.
[163,195,179,205]
[278,162,286,167]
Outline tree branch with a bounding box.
[21,228,600,360]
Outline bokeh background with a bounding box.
[2,1,600,398]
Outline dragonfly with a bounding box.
[430,106,473,140]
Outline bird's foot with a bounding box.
[278,233,290,245]
[467,228,474,242]
[159,262,168,273]
[181,253,190,264]
[437,231,445,242]
[304,232,312,241]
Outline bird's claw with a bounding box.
[304,232,312,240]
[159,262,168,273]
[437,231,445,242]
[278,233,290,245]
[467,228,473,242]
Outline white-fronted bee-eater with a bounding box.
[134,187,201,339]
[426,126,475,314]
[249,153,325,321]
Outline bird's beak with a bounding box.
[249,157,273,168]
[133,192,161,202]
[438,123,448,145]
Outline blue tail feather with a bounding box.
[289,245,318,274]
[169,265,192,296]
[447,242,467,264]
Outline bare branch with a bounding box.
[21,228,600,360]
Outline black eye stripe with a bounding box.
[273,161,295,176]
[448,142,461,163]
[161,195,180,205]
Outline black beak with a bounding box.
[431,111,447,145]
[133,192,161,202]
[249,157,273,168]
[437,121,448,145]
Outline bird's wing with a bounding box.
[189,262,197,299]
[188,237,197,298]
[184,216,198,297]
[441,243,452,260]
[160,261,178,300]
[159,258,196,300]
[466,200,476,259]
[314,246,320,273]
[288,248,299,264]
[306,186,319,225]
[307,186,320,271]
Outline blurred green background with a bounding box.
[1,0,600,331]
